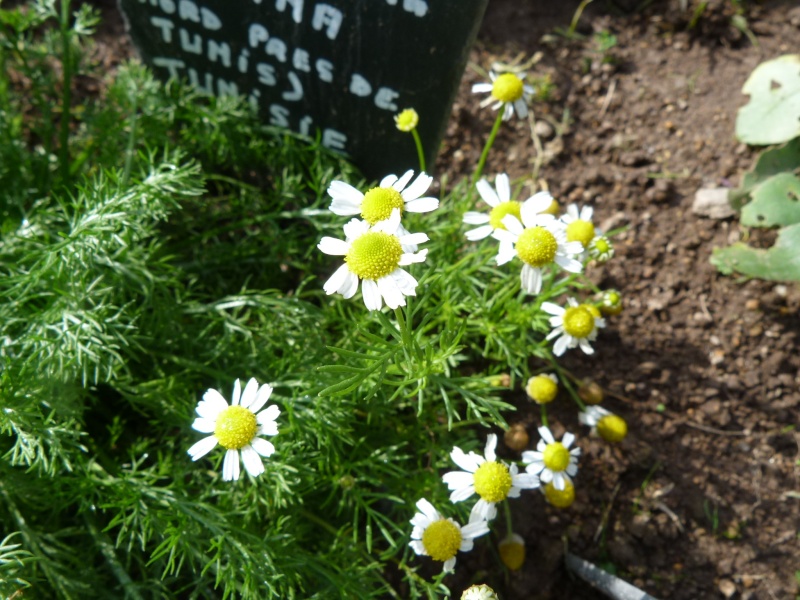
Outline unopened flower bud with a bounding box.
[338,475,355,490]
[578,381,604,405]
[498,533,525,571]
[543,479,575,508]
[526,373,558,404]
[490,373,512,388]
[462,584,499,600]
[600,290,623,316]
[504,424,529,452]
[597,414,628,443]
[394,108,419,132]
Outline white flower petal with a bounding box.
[197,389,228,419]
[187,436,218,461]
[484,434,498,461]
[377,276,405,309]
[472,82,493,93]
[251,436,276,457]
[471,498,497,521]
[393,170,415,192]
[466,224,494,241]
[340,270,359,299]
[191,418,216,433]
[562,432,575,449]
[328,180,364,205]
[541,302,564,316]
[241,445,265,477]
[401,172,433,200]
[343,218,368,240]
[231,379,242,406]
[222,449,240,481]
[390,268,418,295]
[361,279,382,311]
[443,557,457,572]
[521,192,553,221]
[495,174,511,203]
[248,384,273,414]
[398,232,429,246]
[501,214,525,236]
[514,99,528,119]
[476,179,500,207]
[555,255,583,273]
[409,540,425,556]
[539,426,555,444]
[462,519,489,540]
[404,196,438,213]
[449,484,476,503]
[257,404,281,427]
[450,447,482,473]
[380,173,398,187]
[323,263,352,296]
[513,473,540,490]
[463,211,490,225]
[552,471,566,491]
[240,378,259,409]
[398,250,428,266]
[317,236,350,256]
[415,498,439,522]
[579,338,595,355]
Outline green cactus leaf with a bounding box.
[740,172,800,227]
[735,54,800,146]
[711,223,800,281]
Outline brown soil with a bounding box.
[87,0,800,598]
[439,1,800,599]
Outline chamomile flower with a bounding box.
[442,434,539,521]
[560,203,596,251]
[600,289,623,316]
[318,209,428,311]
[542,298,606,356]
[327,170,438,225]
[187,378,279,481]
[472,71,534,121]
[579,406,628,443]
[463,173,553,241]
[409,498,489,572]
[589,235,614,263]
[526,373,558,404]
[493,205,583,295]
[522,426,580,491]
[394,108,419,132]
[462,584,499,600]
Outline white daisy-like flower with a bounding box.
[472,71,534,121]
[579,406,628,443]
[522,426,580,491]
[318,209,428,311]
[462,584,499,600]
[589,235,614,263]
[541,298,606,356]
[409,498,489,572]
[442,434,539,521]
[463,173,553,241]
[492,204,583,295]
[560,203,600,259]
[327,170,438,225]
[187,378,279,481]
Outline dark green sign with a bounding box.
[119,0,488,178]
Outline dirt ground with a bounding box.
[88,0,799,598]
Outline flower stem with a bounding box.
[411,129,426,173]
[471,108,506,193]
[503,499,514,537]
[540,403,549,427]
[58,0,74,185]
[549,358,587,411]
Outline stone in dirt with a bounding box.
[691,187,736,219]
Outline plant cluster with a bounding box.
[1,3,630,598]
[712,53,800,282]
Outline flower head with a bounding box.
[601,290,623,316]
[561,204,596,249]
[318,209,428,311]
[526,373,558,404]
[463,174,553,242]
[589,235,614,263]
[462,584,499,600]
[327,170,438,225]
[187,378,279,481]
[522,426,580,491]
[579,406,628,443]
[442,434,539,521]
[492,203,583,295]
[542,478,576,508]
[542,298,606,356]
[498,533,526,570]
[394,108,419,132]
[409,498,489,572]
[472,71,534,121]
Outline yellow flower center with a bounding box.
[488,201,522,230]
[566,219,595,248]
[542,199,560,216]
[345,232,403,280]
[562,306,595,339]
[542,442,570,472]
[491,73,524,103]
[593,237,611,254]
[473,461,513,503]
[394,108,419,132]
[422,519,462,562]
[544,480,575,508]
[360,187,405,224]
[516,226,557,267]
[597,415,628,443]
[526,375,558,404]
[214,405,258,450]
